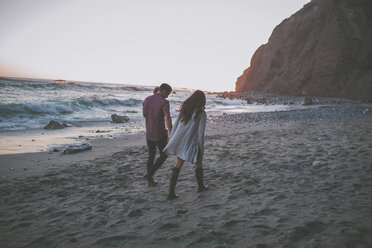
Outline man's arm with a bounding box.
[142,99,147,118]
[165,113,172,135]
[162,101,172,135]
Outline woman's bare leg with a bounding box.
[195,156,202,169]
[175,157,185,169]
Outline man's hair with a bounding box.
[153,86,160,94]
[159,83,172,93]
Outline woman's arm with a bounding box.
[197,111,207,157]
[170,116,180,138]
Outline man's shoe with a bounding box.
[197,185,208,192]
[167,192,178,200]
[145,173,158,187]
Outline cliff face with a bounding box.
[236,0,372,101]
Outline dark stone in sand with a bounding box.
[177,209,188,215]
[44,120,64,130]
[62,122,72,127]
[95,130,110,133]
[128,209,143,217]
[63,143,92,154]
[236,0,372,101]
[52,147,59,152]
[111,114,130,123]
[302,97,313,106]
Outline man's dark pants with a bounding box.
[146,136,168,176]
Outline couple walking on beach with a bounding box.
[143,83,207,199]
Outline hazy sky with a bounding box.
[0,0,309,91]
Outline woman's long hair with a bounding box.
[178,90,206,124]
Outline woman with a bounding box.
[163,90,208,200]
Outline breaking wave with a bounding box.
[0,98,143,118]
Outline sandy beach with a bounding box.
[1,0,371,247]
[1,104,372,247]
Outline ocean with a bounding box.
[0,77,298,132]
[0,77,306,154]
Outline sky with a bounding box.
[0,0,310,91]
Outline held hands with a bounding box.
[167,129,172,142]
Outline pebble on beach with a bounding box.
[312,160,327,167]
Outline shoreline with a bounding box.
[214,91,366,105]
[0,120,146,155]
[1,103,370,179]
[0,100,357,155]
[0,103,313,155]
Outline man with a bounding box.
[143,83,173,186]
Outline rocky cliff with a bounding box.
[235,0,372,101]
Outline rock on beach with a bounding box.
[44,120,64,130]
[63,143,92,154]
[111,114,130,123]
[302,97,313,106]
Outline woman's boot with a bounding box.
[168,167,180,200]
[195,168,207,192]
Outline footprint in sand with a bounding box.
[158,222,180,230]
[127,209,143,217]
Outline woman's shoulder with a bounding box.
[196,110,207,121]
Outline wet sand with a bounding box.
[1,104,372,247]
[0,121,145,155]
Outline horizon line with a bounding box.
[0,75,231,93]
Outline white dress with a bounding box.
[163,110,207,163]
